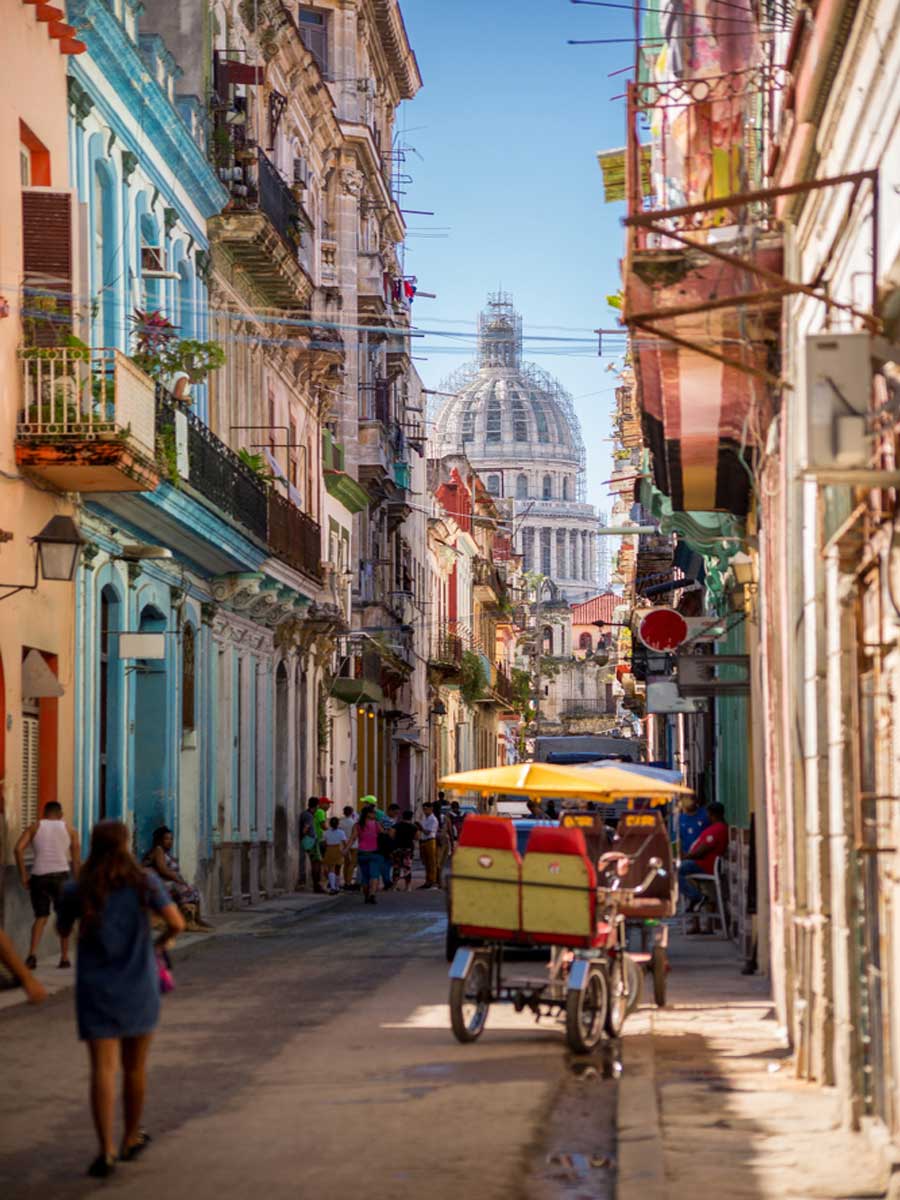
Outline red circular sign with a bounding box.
[638,607,688,651]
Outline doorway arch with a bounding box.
[133,604,168,859]
[273,660,289,891]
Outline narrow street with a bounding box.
[0,895,616,1200]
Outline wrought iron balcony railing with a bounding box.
[268,488,322,581]
[257,147,301,254]
[155,388,268,541]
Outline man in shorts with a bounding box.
[14,800,80,969]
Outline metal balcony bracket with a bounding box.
[626,169,881,380]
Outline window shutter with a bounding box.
[21,714,40,826]
[21,190,73,346]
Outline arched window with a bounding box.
[139,211,161,313]
[485,397,502,442]
[534,403,550,443]
[542,474,552,500]
[461,406,474,444]
[181,624,196,733]
[177,261,195,339]
[516,474,528,500]
[579,631,593,651]
[486,473,500,495]
[542,625,554,655]
[94,162,119,347]
[512,397,528,441]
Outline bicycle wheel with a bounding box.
[624,952,643,1015]
[565,965,609,1053]
[605,954,628,1037]
[449,954,491,1043]
[651,944,668,1008]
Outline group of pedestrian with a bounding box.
[299,793,466,902]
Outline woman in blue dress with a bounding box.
[57,820,184,1178]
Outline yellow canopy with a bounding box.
[438,761,692,803]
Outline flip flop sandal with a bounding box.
[120,1132,152,1162]
[87,1154,117,1178]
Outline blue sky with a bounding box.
[398,0,633,515]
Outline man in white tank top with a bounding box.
[14,800,80,970]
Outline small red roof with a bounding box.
[571,592,618,627]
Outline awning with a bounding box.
[22,649,64,699]
[330,677,383,706]
[393,731,428,751]
[641,576,703,597]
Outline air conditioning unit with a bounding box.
[805,332,871,470]
[141,245,179,280]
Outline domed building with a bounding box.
[432,293,599,602]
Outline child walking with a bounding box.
[322,817,348,895]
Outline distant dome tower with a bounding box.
[433,293,599,602]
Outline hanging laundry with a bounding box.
[403,280,417,303]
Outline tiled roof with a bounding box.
[571,592,618,627]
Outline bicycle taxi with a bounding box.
[439,762,690,1053]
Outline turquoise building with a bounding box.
[63,0,326,904]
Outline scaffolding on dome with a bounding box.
[429,294,588,503]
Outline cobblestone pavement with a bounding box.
[0,890,615,1200]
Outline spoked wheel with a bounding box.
[605,954,629,1037]
[565,965,609,1053]
[624,952,643,1016]
[651,944,668,1008]
[450,954,492,1043]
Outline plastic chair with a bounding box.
[681,855,727,935]
[450,815,521,939]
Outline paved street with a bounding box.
[0,893,616,1200]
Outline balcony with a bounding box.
[428,628,464,679]
[492,663,515,709]
[155,389,268,541]
[473,556,506,607]
[268,489,323,582]
[15,348,159,492]
[358,380,402,499]
[208,147,313,308]
[358,252,387,311]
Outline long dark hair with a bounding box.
[358,804,376,829]
[79,820,149,931]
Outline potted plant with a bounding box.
[128,308,225,398]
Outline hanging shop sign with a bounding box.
[637,607,688,652]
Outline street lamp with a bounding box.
[730,551,757,587]
[0,516,84,601]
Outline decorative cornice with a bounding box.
[121,149,138,182]
[67,0,228,220]
[68,75,94,127]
